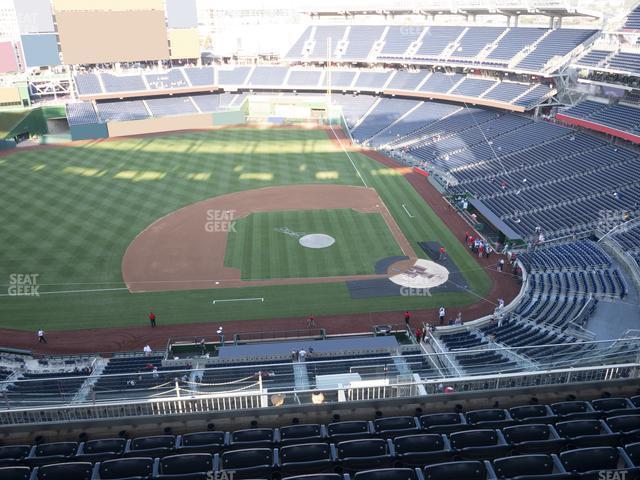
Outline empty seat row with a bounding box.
[2,444,640,480]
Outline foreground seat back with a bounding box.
[465,409,513,428]
[419,413,467,433]
[280,424,325,444]
[221,447,273,474]
[327,421,372,442]
[353,468,418,480]
[159,453,213,475]
[35,461,93,480]
[373,416,419,436]
[0,446,30,461]
[0,466,31,480]
[551,401,597,420]
[81,438,126,455]
[502,423,566,454]
[560,446,620,473]
[230,428,275,448]
[423,460,488,480]
[98,457,154,479]
[336,439,392,472]
[492,454,556,478]
[178,432,226,454]
[33,442,77,458]
[392,434,452,466]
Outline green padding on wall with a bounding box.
[0,139,16,150]
[213,110,245,126]
[70,123,109,141]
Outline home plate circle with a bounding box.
[299,234,336,249]
[390,259,449,289]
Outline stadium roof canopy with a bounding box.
[302,0,601,18]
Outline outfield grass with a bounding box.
[225,209,404,279]
[0,128,491,331]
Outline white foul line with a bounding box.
[329,123,368,188]
[402,204,415,218]
[212,297,264,305]
[0,287,129,297]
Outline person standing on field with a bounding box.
[404,311,412,329]
[149,311,157,328]
[37,329,47,343]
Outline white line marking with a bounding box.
[329,123,368,188]
[0,287,129,297]
[402,204,415,218]
[212,297,264,305]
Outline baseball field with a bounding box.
[0,127,492,332]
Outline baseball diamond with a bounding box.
[0,127,496,340]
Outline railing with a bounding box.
[0,362,637,427]
[2,335,640,418]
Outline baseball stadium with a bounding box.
[1,0,640,478]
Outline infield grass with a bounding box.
[0,127,491,332]
[225,209,404,279]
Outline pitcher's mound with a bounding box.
[299,234,336,249]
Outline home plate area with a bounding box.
[389,259,449,289]
[346,242,468,299]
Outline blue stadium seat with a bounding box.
[219,448,274,479]
[465,409,515,428]
[509,405,558,424]
[625,441,640,466]
[278,442,335,475]
[96,456,154,479]
[33,461,92,480]
[492,454,570,479]
[423,460,492,480]
[502,424,566,454]
[27,442,78,467]
[353,468,419,480]
[606,415,640,443]
[279,425,327,445]
[156,453,214,479]
[126,436,176,458]
[76,438,127,462]
[560,446,635,477]
[0,466,31,480]
[283,475,344,480]
[0,446,31,467]
[327,421,373,442]
[336,438,393,473]
[448,429,510,460]
[373,417,420,437]
[419,413,469,434]
[392,434,453,467]
[592,398,640,417]
[551,401,599,421]
[229,429,276,449]
[177,432,227,454]
[555,420,619,448]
